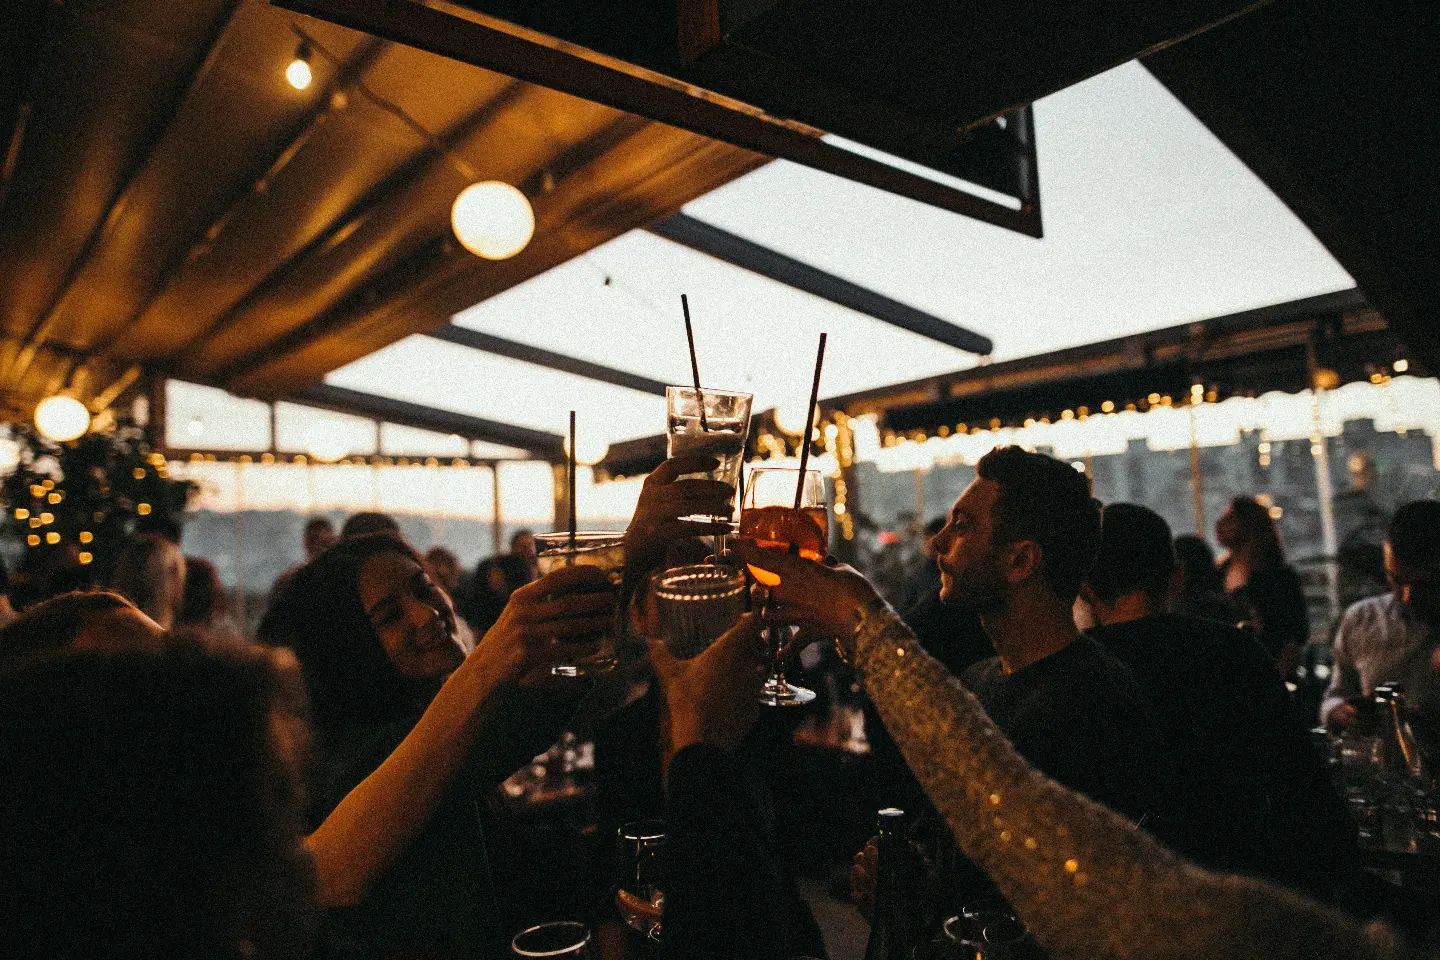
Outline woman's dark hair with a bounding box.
[0,590,133,659]
[1174,535,1225,596]
[258,533,435,740]
[1225,495,1286,566]
[0,644,315,960]
[179,556,228,627]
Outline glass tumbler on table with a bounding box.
[616,820,666,942]
[534,531,626,677]
[652,563,747,659]
[739,467,827,707]
[665,386,752,549]
[512,921,591,958]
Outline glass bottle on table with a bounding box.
[864,807,924,960]
[739,466,827,707]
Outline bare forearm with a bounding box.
[306,649,509,907]
[851,610,1394,960]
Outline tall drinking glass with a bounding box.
[739,467,827,707]
[534,531,625,677]
[615,820,666,942]
[665,386,752,542]
[652,564,747,660]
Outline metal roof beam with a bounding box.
[648,213,994,356]
[289,383,564,459]
[424,324,669,396]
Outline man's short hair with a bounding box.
[0,591,133,659]
[303,517,335,538]
[1389,500,1440,570]
[1088,503,1175,604]
[975,446,1100,603]
[341,511,400,539]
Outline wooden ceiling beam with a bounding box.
[225,121,764,396]
[272,0,1040,235]
[199,110,647,387]
[5,0,243,392]
[116,36,392,366]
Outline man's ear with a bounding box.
[1007,539,1041,585]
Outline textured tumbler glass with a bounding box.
[652,564,746,660]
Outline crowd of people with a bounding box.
[1,445,1437,960]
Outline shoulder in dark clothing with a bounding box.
[1087,614,1358,900]
[594,692,826,959]
[313,719,501,958]
[1232,564,1310,656]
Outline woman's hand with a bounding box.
[624,456,734,578]
[731,541,883,639]
[649,613,766,754]
[472,565,615,685]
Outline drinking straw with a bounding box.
[793,332,827,510]
[567,410,577,552]
[680,294,710,432]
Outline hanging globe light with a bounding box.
[451,181,534,260]
[285,44,313,90]
[34,395,91,443]
[771,403,814,437]
[565,434,611,467]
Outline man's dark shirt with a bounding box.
[1088,613,1359,900]
[869,617,1181,916]
[961,635,1179,831]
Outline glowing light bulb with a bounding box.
[772,403,813,436]
[286,54,313,91]
[35,395,90,442]
[451,181,534,259]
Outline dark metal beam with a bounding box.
[425,325,669,395]
[6,0,243,391]
[271,0,1041,236]
[649,213,994,355]
[828,288,1372,414]
[289,382,564,459]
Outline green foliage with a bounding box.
[0,419,195,587]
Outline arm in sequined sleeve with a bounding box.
[847,607,1403,960]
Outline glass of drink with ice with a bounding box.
[665,386,752,527]
[535,531,625,677]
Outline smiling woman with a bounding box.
[258,532,614,958]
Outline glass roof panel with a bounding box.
[683,61,1354,363]
[326,337,668,452]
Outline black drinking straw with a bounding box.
[680,294,710,432]
[567,410,577,552]
[793,333,827,510]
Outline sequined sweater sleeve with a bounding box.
[847,606,1407,960]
